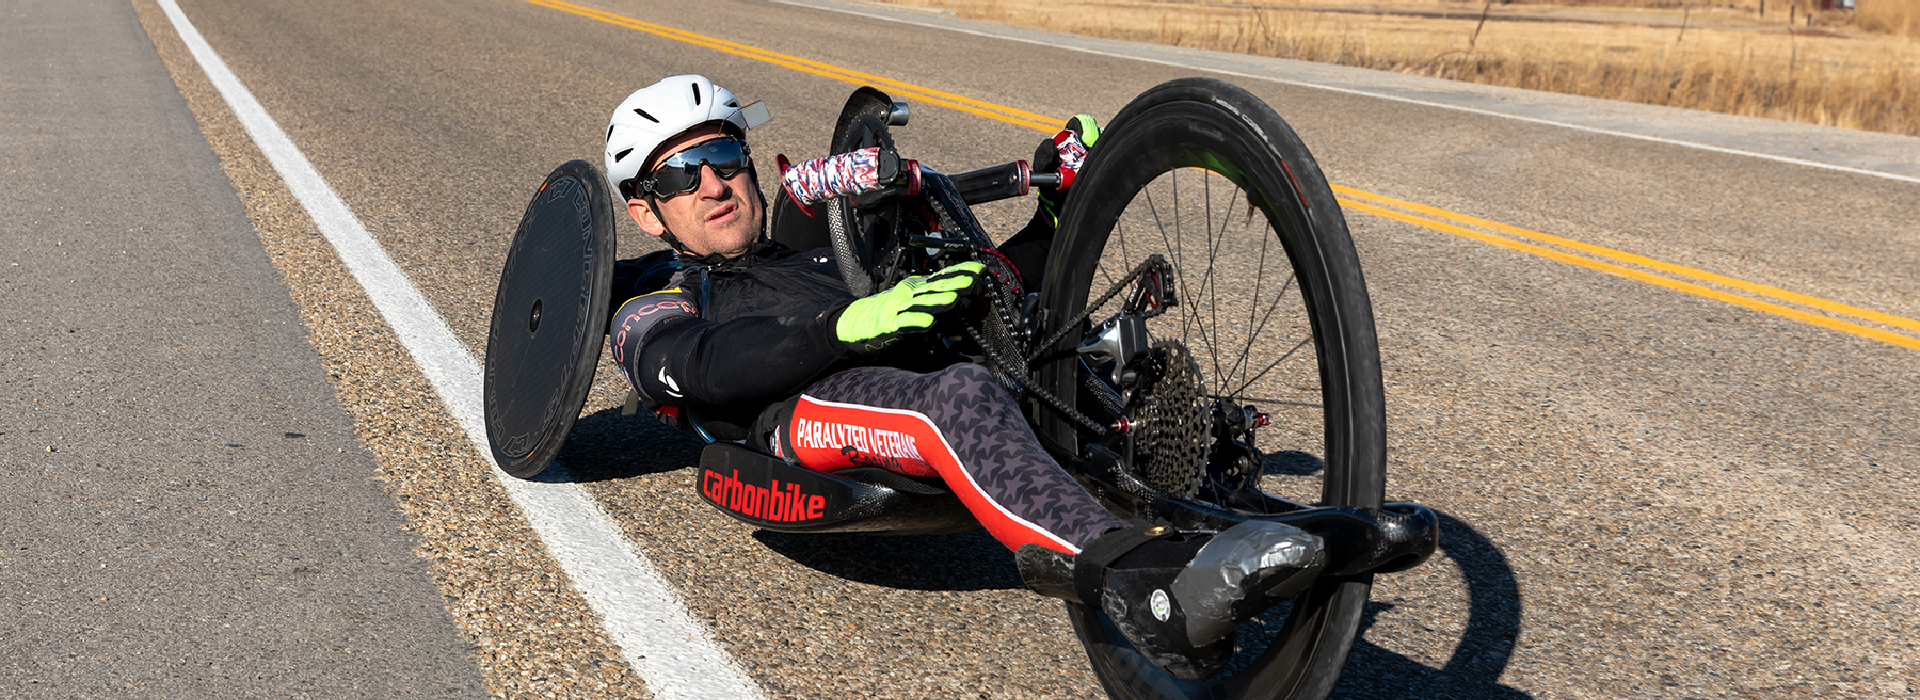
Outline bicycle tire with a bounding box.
[1037,78,1385,700]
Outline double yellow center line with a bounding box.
[1334,188,1920,351]
[530,0,1059,132]
[534,0,1920,353]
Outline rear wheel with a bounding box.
[1038,78,1385,700]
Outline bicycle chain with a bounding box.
[961,262,1107,436]
[910,174,1217,499]
[964,246,1195,440]
[1026,256,1167,364]
[915,175,1182,440]
[918,176,1109,435]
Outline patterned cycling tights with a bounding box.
[759,363,1126,554]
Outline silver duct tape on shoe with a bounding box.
[1170,521,1328,645]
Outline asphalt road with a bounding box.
[7,0,1917,698]
[0,0,486,696]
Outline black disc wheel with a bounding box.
[1037,78,1386,700]
[482,160,617,479]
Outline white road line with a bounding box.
[776,0,1920,187]
[153,2,767,698]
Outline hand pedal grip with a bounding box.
[778,147,918,206]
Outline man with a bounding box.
[602,75,1325,680]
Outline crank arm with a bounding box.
[1072,445,1439,576]
[1137,498,1438,577]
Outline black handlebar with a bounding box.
[891,160,1059,207]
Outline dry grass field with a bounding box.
[881,0,1920,135]
[1853,0,1920,36]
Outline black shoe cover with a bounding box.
[1099,521,1327,680]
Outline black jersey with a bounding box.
[608,203,1056,442]
[609,242,859,441]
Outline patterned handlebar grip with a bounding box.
[780,147,891,206]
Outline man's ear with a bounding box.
[628,198,667,237]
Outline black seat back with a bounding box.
[767,188,832,252]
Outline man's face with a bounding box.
[627,124,765,258]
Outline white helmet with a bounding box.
[604,75,767,199]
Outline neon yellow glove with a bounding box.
[833,262,984,354]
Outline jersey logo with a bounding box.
[657,366,684,398]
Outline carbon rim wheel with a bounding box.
[1039,78,1385,700]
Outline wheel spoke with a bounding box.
[1206,180,1255,391]
[1176,277,1226,380]
[1147,176,1210,361]
[1231,212,1274,393]
[1095,244,1116,291]
[1224,265,1297,389]
[1210,394,1322,409]
[1227,335,1313,400]
[1159,176,1198,342]
[1173,168,1183,294]
[1174,280,1227,388]
[1199,174,1229,387]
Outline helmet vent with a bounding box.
[691,83,702,105]
[605,124,616,141]
[726,100,738,108]
[632,107,658,123]
[613,148,633,162]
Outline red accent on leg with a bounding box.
[788,395,1076,554]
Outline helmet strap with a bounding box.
[643,191,696,256]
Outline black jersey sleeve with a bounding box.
[609,288,852,409]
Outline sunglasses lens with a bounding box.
[644,139,749,197]
[646,169,700,198]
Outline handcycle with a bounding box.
[482,77,1438,700]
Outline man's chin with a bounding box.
[712,224,765,258]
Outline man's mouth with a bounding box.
[706,203,738,224]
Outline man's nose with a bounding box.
[697,164,729,198]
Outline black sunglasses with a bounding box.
[639,137,753,199]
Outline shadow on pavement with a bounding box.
[752,529,1024,592]
[535,405,701,483]
[1332,510,1531,699]
[1265,449,1328,476]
